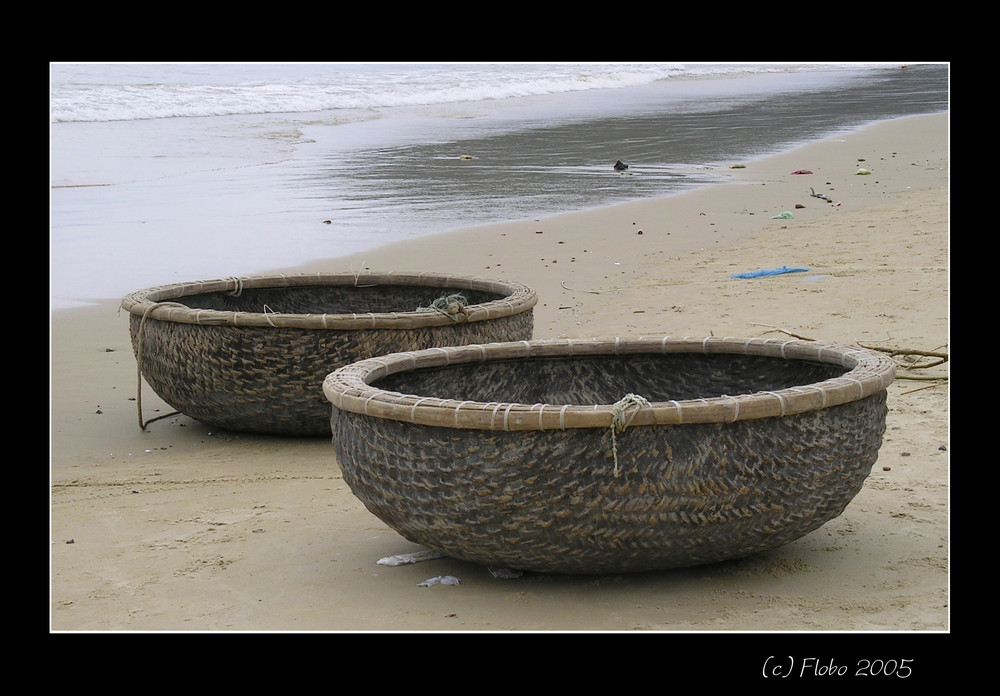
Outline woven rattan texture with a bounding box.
[375,354,847,406]
[332,392,887,573]
[127,280,534,436]
[181,286,501,314]
[329,347,891,573]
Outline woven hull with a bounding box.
[122,273,536,436]
[325,338,895,573]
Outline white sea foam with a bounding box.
[49,62,895,123]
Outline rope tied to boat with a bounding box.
[609,393,650,477]
[417,293,468,322]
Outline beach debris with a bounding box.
[856,342,949,374]
[855,168,871,175]
[771,211,794,219]
[614,159,629,171]
[377,549,447,566]
[489,567,524,579]
[809,187,831,201]
[790,169,813,175]
[418,575,461,587]
[750,323,816,341]
[730,163,746,169]
[459,154,476,160]
[560,281,610,294]
[794,204,805,209]
[731,265,811,279]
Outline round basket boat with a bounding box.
[324,336,896,574]
[121,272,536,436]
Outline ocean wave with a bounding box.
[49,62,899,123]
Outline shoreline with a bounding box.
[50,113,949,632]
[273,113,948,343]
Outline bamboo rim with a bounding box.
[323,336,897,430]
[120,272,537,329]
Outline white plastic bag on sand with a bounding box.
[418,575,461,587]
[377,549,445,566]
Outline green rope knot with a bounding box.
[609,393,650,478]
[417,293,468,321]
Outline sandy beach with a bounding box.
[50,112,948,635]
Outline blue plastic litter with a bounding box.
[731,265,811,279]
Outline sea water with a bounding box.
[49,62,948,309]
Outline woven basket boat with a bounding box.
[324,336,896,574]
[121,272,536,436]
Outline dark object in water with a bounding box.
[614,160,629,171]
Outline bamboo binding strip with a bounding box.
[121,271,537,329]
[323,336,897,431]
